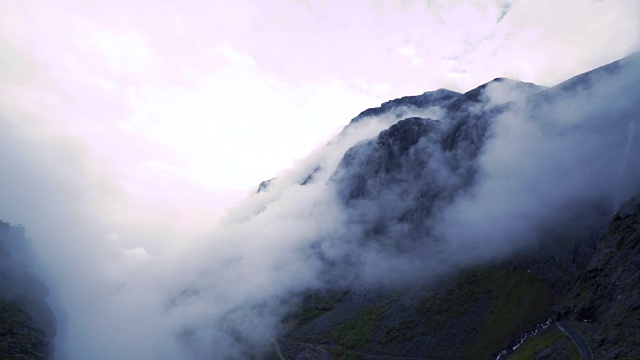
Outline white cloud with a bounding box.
[88,29,153,74]
[395,46,415,57]
[0,1,639,359]
[394,45,424,67]
[213,45,257,67]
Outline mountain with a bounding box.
[3,53,639,360]
[266,53,640,360]
[0,221,56,359]
[554,194,640,359]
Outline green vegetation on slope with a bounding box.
[381,318,419,345]
[465,269,552,359]
[0,299,48,359]
[295,300,334,326]
[508,327,579,360]
[332,302,387,351]
[291,292,343,327]
[416,270,487,327]
[286,267,553,359]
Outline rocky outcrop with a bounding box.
[349,89,461,124]
[553,195,640,359]
[0,221,55,360]
[256,178,276,193]
[277,53,640,359]
[280,198,640,359]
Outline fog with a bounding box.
[435,55,640,267]
[1,54,640,359]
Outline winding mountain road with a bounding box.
[272,339,287,360]
[557,322,595,360]
[308,345,331,360]
[273,338,331,360]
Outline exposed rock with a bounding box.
[349,89,461,124]
[0,221,55,360]
[256,178,276,193]
[553,194,640,359]
[277,52,640,360]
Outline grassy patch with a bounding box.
[381,319,419,344]
[332,303,387,351]
[464,269,552,359]
[295,306,326,327]
[509,328,579,360]
[309,267,552,359]
[416,270,487,331]
[0,299,47,359]
[328,346,363,360]
[292,293,340,326]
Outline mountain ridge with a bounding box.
[0,222,55,360]
[269,52,640,360]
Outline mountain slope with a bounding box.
[0,221,55,360]
[553,195,640,359]
[270,53,640,360]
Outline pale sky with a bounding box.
[1,0,638,221]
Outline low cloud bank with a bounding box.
[436,55,640,265]
[1,55,639,359]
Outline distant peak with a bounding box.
[350,88,461,124]
[445,78,545,109]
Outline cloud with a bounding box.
[432,54,640,266]
[0,71,445,358]
[88,29,154,74]
[2,0,638,201]
[496,1,512,23]
[213,45,257,67]
[308,54,640,288]
[1,1,639,359]
[393,46,424,67]
[1,52,640,360]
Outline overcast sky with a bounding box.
[1,0,639,220]
[1,2,640,358]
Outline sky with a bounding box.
[1,1,640,359]
[1,0,639,226]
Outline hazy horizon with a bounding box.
[1,1,640,359]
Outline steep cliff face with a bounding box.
[349,89,461,124]
[327,77,551,264]
[277,195,640,360]
[0,222,55,360]
[274,53,640,360]
[554,195,640,359]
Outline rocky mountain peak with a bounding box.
[277,52,640,359]
[349,88,460,124]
